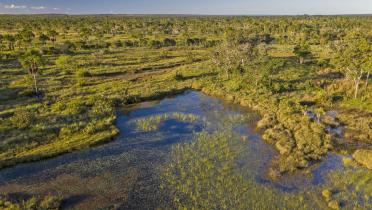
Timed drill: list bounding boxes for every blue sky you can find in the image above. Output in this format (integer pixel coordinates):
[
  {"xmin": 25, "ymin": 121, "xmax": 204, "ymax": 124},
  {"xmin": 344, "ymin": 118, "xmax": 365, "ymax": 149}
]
[{"xmin": 0, "ymin": 0, "xmax": 371, "ymax": 15}]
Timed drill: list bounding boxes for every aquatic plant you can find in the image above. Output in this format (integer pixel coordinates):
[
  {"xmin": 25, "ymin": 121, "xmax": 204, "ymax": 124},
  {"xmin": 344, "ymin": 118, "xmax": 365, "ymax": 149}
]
[
  {"xmin": 323, "ymin": 169, "xmax": 372, "ymax": 209},
  {"xmin": 134, "ymin": 112, "xmax": 200, "ymax": 132},
  {"xmin": 161, "ymin": 131, "xmax": 313, "ymax": 209},
  {"xmin": 171, "ymin": 112, "xmax": 199, "ymax": 122},
  {"xmin": 134, "ymin": 114, "xmax": 168, "ymax": 132}
]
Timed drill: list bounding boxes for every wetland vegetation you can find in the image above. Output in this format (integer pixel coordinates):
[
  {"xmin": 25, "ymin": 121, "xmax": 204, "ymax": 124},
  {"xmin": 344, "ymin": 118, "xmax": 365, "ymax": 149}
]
[{"xmin": 0, "ymin": 14, "xmax": 371, "ymax": 209}]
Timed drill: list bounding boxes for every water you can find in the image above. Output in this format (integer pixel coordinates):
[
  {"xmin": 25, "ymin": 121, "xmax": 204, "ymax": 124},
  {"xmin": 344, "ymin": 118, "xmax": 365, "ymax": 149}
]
[{"xmin": 0, "ymin": 90, "xmax": 352, "ymax": 209}]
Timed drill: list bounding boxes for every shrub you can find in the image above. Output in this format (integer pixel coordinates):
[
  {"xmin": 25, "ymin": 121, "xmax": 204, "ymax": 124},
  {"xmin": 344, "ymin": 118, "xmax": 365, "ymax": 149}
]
[
  {"xmin": 51, "ymin": 101, "xmax": 66, "ymax": 112},
  {"xmin": 65, "ymin": 100, "xmax": 86, "ymax": 115},
  {"xmin": 163, "ymin": 38, "xmax": 176, "ymax": 47},
  {"xmin": 83, "ymin": 121, "xmax": 97, "ymax": 134},
  {"xmin": 90, "ymin": 99, "xmax": 114, "ymax": 119},
  {"xmin": 174, "ymin": 71, "xmax": 184, "ymax": 81},
  {"xmin": 113, "ymin": 40, "xmax": 123, "ymax": 48},
  {"xmin": 75, "ymin": 69, "xmax": 91, "ymax": 78},
  {"xmin": 10, "ymin": 109, "xmax": 35, "ymax": 129},
  {"xmin": 58, "ymin": 40, "xmax": 76, "ymax": 54},
  {"xmin": 150, "ymin": 40, "xmax": 163, "ymax": 48}
]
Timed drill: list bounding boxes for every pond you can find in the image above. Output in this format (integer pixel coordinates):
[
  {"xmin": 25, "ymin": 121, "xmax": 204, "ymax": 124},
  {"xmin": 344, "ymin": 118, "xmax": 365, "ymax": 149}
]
[{"xmin": 0, "ymin": 90, "xmax": 368, "ymax": 209}]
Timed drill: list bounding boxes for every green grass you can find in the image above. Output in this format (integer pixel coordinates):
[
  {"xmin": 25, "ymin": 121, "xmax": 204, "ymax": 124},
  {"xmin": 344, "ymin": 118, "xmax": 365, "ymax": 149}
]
[
  {"xmin": 134, "ymin": 112, "xmax": 200, "ymax": 132},
  {"xmin": 161, "ymin": 131, "xmax": 318, "ymax": 209},
  {"xmin": 323, "ymin": 168, "xmax": 372, "ymax": 209},
  {"xmin": 0, "ymin": 14, "xmax": 371, "ymax": 209}
]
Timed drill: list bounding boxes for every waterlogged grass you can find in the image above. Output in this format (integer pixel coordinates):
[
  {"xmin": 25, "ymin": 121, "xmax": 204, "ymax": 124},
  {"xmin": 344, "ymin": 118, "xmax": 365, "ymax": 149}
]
[
  {"xmin": 0, "ymin": 98, "xmax": 119, "ymax": 168},
  {"xmin": 0, "ymin": 194, "xmax": 61, "ymax": 210},
  {"xmin": 135, "ymin": 114, "xmax": 170, "ymax": 132},
  {"xmin": 172, "ymin": 112, "xmax": 200, "ymax": 122},
  {"xmin": 161, "ymin": 131, "xmax": 314, "ymax": 209},
  {"xmin": 134, "ymin": 112, "xmax": 200, "ymax": 132},
  {"xmin": 323, "ymin": 168, "xmax": 372, "ymax": 209}
]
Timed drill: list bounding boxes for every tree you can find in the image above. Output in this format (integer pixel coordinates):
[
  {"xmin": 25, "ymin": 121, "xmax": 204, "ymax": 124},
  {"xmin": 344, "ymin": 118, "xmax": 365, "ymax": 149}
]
[
  {"xmin": 18, "ymin": 29, "xmax": 35, "ymax": 49},
  {"xmin": 212, "ymin": 43, "xmax": 259, "ymax": 79},
  {"xmin": 163, "ymin": 38, "xmax": 177, "ymax": 47},
  {"xmin": 113, "ymin": 40, "xmax": 123, "ymax": 48},
  {"xmin": 332, "ymin": 36, "xmax": 371, "ymax": 98},
  {"xmin": 59, "ymin": 41, "xmax": 76, "ymax": 54},
  {"xmin": 19, "ymin": 49, "xmax": 44, "ymax": 94},
  {"xmin": 4, "ymin": 34, "xmax": 15, "ymax": 50},
  {"xmin": 293, "ymin": 44, "xmax": 311, "ymax": 64},
  {"xmin": 260, "ymin": 58, "xmax": 286, "ymax": 89},
  {"xmin": 47, "ymin": 30, "xmax": 58, "ymax": 46},
  {"xmin": 38, "ymin": 34, "xmax": 50, "ymax": 46},
  {"xmin": 0, "ymin": 34, "xmax": 3, "ymax": 51}
]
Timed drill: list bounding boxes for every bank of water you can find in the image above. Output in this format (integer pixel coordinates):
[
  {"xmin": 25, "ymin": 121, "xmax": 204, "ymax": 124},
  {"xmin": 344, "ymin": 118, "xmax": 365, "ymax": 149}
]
[{"xmin": 0, "ymin": 91, "xmax": 368, "ymax": 209}]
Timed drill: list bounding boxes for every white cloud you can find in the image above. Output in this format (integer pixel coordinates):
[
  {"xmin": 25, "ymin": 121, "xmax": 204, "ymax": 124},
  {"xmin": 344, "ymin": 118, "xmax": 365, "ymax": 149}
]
[
  {"xmin": 30, "ymin": 6, "xmax": 47, "ymax": 10},
  {"xmin": 3, "ymin": 4, "xmax": 27, "ymax": 9},
  {"xmin": 53, "ymin": 8, "xmax": 60, "ymax": 11}
]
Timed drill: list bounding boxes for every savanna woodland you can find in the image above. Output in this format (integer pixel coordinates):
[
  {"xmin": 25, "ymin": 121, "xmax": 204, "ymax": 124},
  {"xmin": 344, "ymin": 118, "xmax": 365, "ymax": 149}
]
[{"xmin": 0, "ymin": 14, "xmax": 371, "ymax": 210}]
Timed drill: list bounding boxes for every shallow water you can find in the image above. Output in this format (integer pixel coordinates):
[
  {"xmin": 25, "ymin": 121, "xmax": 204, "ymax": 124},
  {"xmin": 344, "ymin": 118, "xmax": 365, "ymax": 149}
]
[{"xmin": 0, "ymin": 90, "xmax": 354, "ymax": 209}]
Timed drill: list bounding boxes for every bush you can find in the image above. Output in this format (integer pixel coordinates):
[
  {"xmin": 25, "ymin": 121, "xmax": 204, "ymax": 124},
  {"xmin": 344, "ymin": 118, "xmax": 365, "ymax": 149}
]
[
  {"xmin": 113, "ymin": 40, "xmax": 123, "ymax": 48},
  {"xmin": 64, "ymin": 100, "xmax": 87, "ymax": 114},
  {"xmin": 58, "ymin": 40, "xmax": 76, "ymax": 54},
  {"xmin": 59, "ymin": 123, "xmax": 81, "ymax": 137},
  {"xmin": 75, "ymin": 69, "xmax": 91, "ymax": 78},
  {"xmin": 10, "ymin": 109, "xmax": 35, "ymax": 129},
  {"xmin": 150, "ymin": 40, "xmax": 163, "ymax": 48},
  {"xmin": 83, "ymin": 121, "xmax": 98, "ymax": 134},
  {"xmin": 90, "ymin": 99, "xmax": 114, "ymax": 118},
  {"xmin": 163, "ymin": 38, "xmax": 176, "ymax": 47},
  {"xmin": 174, "ymin": 71, "xmax": 184, "ymax": 81},
  {"xmin": 51, "ymin": 101, "xmax": 67, "ymax": 112}
]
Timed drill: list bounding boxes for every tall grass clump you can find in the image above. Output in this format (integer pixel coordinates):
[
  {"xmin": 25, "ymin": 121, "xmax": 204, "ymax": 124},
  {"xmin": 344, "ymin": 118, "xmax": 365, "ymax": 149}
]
[
  {"xmin": 135, "ymin": 114, "xmax": 170, "ymax": 132},
  {"xmin": 134, "ymin": 112, "xmax": 200, "ymax": 132}
]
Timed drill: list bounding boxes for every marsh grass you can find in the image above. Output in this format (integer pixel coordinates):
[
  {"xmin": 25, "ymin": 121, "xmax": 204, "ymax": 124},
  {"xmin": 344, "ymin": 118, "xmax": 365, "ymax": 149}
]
[
  {"xmin": 323, "ymin": 169, "xmax": 372, "ymax": 209},
  {"xmin": 0, "ymin": 194, "xmax": 61, "ymax": 210},
  {"xmin": 161, "ymin": 131, "xmax": 314, "ymax": 209},
  {"xmin": 134, "ymin": 112, "xmax": 200, "ymax": 132},
  {"xmin": 135, "ymin": 114, "xmax": 170, "ymax": 132}
]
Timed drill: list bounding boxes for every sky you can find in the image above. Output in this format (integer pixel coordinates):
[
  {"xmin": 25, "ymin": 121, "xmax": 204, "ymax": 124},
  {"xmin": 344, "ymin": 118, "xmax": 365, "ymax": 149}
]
[{"xmin": 0, "ymin": 0, "xmax": 371, "ymax": 15}]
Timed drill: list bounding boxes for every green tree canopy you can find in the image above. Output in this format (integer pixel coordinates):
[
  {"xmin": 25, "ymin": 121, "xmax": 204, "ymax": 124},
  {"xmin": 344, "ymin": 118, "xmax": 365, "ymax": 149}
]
[{"xmin": 293, "ymin": 44, "xmax": 312, "ymax": 64}]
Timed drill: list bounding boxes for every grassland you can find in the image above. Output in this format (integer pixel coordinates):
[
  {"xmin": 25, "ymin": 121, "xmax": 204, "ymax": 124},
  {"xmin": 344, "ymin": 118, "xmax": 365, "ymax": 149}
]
[{"xmin": 0, "ymin": 15, "xmax": 371, "ymax": 209}]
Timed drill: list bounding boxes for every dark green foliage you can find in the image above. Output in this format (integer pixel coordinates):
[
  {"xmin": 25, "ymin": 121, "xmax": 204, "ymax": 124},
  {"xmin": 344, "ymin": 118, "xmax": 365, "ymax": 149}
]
[
  {"xmin": 293, "ymin": 44, "xmax": 312, "ymax": 64},
  {"xmin": 163, "ymin": 38, "xmax": 177, "ymax": 47}
]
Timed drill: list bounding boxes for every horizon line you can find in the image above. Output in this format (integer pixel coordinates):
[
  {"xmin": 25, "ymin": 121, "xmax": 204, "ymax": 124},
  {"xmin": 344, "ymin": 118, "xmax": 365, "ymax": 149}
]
[{"xmin": 0, "ymin": 13, "xmax": 372, "ymax": 16}]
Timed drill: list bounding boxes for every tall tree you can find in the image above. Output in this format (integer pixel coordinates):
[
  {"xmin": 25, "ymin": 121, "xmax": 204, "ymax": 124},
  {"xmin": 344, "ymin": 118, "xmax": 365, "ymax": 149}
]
[
  {"xmin": 4, "ymin": 34, "xmax": 15, "ymax": 50},
  {"xmin": 18, "ymin": 29, "xmax": 35, "ymax": 49},
  {"xmin": 19, "ymin": 49, "xmax": 44, "ymax": 94},
  {"xmin": 47, "ymin": 30, "xmax": 58, "ymax": 46},
  {"xmin": 212, "ymin": 43, "xmax": 259, "ymax": 79},
  {"xmin": 38, "ymin": 33, "xmax": 50, "ymax": 46}
]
